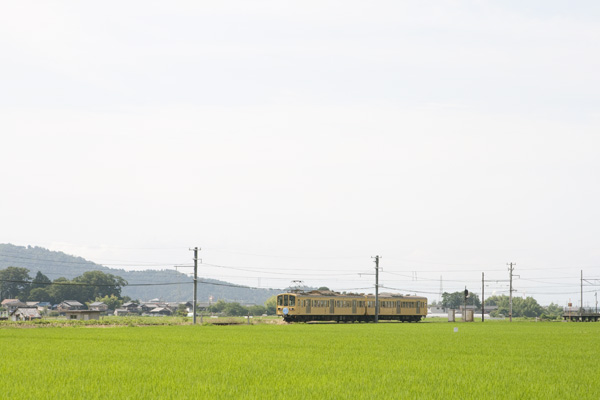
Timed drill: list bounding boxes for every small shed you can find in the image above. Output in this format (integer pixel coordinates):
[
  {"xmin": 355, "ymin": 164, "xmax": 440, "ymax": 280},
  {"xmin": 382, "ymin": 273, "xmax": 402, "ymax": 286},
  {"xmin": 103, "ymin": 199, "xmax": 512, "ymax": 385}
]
[{"xmin": 64, "ymin": 310, "xmax": 101, "ymax": 321}]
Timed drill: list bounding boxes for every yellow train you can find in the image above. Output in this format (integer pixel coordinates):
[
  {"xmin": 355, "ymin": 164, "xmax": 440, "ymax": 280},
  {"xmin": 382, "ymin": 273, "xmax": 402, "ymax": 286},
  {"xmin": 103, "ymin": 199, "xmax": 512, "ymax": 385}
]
[{"xmin": 276, "ymin": 290, "xmax": 427, "ymax": 323}]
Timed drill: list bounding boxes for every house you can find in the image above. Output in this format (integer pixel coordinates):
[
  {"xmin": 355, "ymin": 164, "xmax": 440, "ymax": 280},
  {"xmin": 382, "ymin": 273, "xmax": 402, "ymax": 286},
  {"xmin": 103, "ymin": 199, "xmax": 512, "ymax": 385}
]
[
  {"xmin": 141, "ymin": 302, "xmax": 163, "ymax": 312},
  {"xmin": 149, "ymin": 307, "xmax": 172, "ymax": 316},
  {"xmin": 88, "ymin": 302, "xmax": 108, "ymax": 312},
  {"xmin": 57, "ymin": 300, "xmax": 85, "ymax": 312},
  {"xmin": 64, "ymin": 310, "xmax": 101, "ymax": 321},
  {"xmin": 10, "ymin": 307, "xmax": 42, "ymax": 321},
  {"xmin": 1, "ymin": 299, "xmax": 26, "ymax": 312},
  {"xmin": 122, "ymin": 302, "xmax": 141, "ymax": 313}
]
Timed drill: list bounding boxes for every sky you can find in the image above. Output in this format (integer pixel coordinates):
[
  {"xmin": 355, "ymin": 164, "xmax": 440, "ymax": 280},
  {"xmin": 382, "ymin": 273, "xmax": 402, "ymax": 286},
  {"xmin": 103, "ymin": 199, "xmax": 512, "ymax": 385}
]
[{"xmin": 2, "ymin": 1, "xmax": 600, "ymax": 307}]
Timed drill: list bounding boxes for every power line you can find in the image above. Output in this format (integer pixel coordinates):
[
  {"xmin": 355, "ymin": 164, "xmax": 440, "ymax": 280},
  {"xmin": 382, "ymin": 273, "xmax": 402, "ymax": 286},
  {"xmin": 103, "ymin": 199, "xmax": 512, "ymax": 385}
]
[{"xmin": 0, "ymin": 278, "xmax": 279, "ymax": 291}]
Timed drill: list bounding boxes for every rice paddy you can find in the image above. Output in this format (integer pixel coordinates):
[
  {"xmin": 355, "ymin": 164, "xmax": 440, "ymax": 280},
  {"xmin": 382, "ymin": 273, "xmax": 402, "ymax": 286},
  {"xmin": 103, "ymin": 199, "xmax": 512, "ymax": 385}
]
[{"xmin": 1, "ymin": 321, "xmax": 598, "ymax": 399}]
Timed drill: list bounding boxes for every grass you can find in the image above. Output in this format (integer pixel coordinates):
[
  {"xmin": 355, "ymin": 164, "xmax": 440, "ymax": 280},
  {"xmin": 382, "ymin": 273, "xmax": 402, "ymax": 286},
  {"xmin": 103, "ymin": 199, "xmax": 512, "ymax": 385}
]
[
  {"xmin": 1, "ymin": 321, "xmax": 598, "ymax": 399},
  {"xmin": 0, "ymin": 315, "xmax": 280, "ymax": 328}
]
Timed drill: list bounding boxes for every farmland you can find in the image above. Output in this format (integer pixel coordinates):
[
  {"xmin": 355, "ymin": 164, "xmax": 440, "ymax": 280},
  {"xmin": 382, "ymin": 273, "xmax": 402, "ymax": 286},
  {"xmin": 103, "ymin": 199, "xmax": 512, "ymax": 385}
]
[{"xmin": 1, "ymin": 321, "xmax": 599, "ymax": 399}]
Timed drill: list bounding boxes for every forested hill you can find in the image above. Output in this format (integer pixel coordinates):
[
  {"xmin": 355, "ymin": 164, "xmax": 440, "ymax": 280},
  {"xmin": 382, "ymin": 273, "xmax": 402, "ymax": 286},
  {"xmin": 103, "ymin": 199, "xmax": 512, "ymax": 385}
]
[{"xmin": 0, "ymin": 244, "xmax": 280, "ymax": 304}]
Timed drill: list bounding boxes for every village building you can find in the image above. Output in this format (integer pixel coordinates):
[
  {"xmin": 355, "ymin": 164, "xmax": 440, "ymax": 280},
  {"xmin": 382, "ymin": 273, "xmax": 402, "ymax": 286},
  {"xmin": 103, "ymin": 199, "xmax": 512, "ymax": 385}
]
[
  {"xmin": 1, "ymin": 299, "xmax": 26, "ymax": 312},
  {"xmin": 149, "ymin": 307, "xmax": 172, "ymax": 316},
  {"xmin": 64, "ymin": 310, "xmax": 101, "ymax": 321},
  {"xmin": 122, "ymin": 302, "xmax": 141, "ymax": 313},
  {"xmin": 57, "ymin": 300, "xmax": 85, "ymax": 312},
  {"xmin": 88, "ymin": 302, "xmax": 108, "ymax": 312},
  {"xmin": 10, "ymin": 307, "xmax": 42, "ymax": 321}
]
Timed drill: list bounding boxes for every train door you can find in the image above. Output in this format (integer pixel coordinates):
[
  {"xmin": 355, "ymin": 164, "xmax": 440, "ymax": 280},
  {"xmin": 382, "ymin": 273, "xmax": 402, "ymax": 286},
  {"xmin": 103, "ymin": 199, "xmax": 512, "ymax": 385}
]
[
  {"xmin": 352, "ymin": 300, "xmax": 357, "ymax": 314},
  {"xmin": 396, "ymin": 301, "xmax": 401, "ymax": 314},
  {"xmin": 329, "ymin": 300, "xmax": 334, "ymax": 314},
  {"xmin": 416, "ymin": 301, "xmax": 420, "ymax": 314},
  {"xmin": 306, "ymin": 298, "xmax": 311, "ymax": 314}
]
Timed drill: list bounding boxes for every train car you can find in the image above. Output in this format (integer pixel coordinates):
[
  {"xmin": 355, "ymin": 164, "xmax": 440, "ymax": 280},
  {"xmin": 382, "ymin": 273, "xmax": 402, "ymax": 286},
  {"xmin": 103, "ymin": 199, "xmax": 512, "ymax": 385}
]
[
  {"xmin": 365, "ymin": 293, "xmax": 427, "ymax": 322},
  {"xmin": 276, "ymin": 290, "xmax": 427, "ymax": 323}
]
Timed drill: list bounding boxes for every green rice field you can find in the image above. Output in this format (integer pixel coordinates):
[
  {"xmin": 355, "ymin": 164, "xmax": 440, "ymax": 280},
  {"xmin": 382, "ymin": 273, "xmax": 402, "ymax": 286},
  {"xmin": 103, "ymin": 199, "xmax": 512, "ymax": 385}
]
[{"xmin": 1, "ymin": 321, "xmax": 598, "ymax": 399}]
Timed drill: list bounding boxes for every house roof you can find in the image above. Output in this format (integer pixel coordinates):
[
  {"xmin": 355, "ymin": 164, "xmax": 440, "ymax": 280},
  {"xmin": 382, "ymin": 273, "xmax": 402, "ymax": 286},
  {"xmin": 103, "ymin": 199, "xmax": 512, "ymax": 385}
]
[
  {"xmin": 2, "ymin": 299, "xmax": 24, "ymax": 305},
  {"xmin": 89, "ymin": 302, "xmax": 106, "ymax": 306},
  {"xmin": 61, "ymin": 300, "xmax": 84, "ymax": 306},
  {"xmin": 150, "ymin": 307, "xmax": 171, "ymax": 313}
]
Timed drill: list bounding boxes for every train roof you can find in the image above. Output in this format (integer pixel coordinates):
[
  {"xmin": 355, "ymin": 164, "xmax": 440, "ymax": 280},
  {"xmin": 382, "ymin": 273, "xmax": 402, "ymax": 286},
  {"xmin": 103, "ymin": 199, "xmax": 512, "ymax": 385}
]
[{"xmin": 280, "ymin": 290, "xmax": 426, "ymax": 299}]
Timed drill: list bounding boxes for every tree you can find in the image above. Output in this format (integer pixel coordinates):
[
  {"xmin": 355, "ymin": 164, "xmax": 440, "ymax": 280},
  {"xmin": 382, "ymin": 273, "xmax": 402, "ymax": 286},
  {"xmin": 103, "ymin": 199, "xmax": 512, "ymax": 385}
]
[
  {"xmin": 93, "ymin": 294, "xmax": 123, "ymax": 311},
  {"xmin": 176, "ymin": 303, "xmax": 188, "ymax": 317},
  {"xmin": 486, "ymin": 295, "xmax": 544, "ymax": 318},
  {"xmin": 265, "ymin": 296, "xmax": 277, "ymax": 315},
  {"xmin": 0, "ymin": 267, "xmax": 31, "ymax": 300},
  {"xmin": 441, "ymin": 291, "xmax": 481, "ymax": 309},
  {"xmin": 45, "ymin": 272, "xmax": 127, "ymax": 304},
  {"xmin": 208, "ymin": 300, "xmax": 227, "ymax": 314},
  {"xmin": 31, "ymin": 271, "xmax": 52, "ymax": 289},
  {"xmin": 29, "ymin": 287, "xmax": 52, "ymax": 302},
  {"xmin": 73, "ymin": 271, "xmax": 127, "ymax": 301},
  {"xmin": 247, "ymin": 305, "xmax": 267, "ymax": 316},
  {"xmin": 223, "ymin": 302, "xmax": 248, "ymax": 316},
  {"xmin": 542, "ymin": 303, "xmax": 563, "ymax": 319},
  {"xmin": 47, "ymin": 277, "xmax": 81, "ymax": 303}
]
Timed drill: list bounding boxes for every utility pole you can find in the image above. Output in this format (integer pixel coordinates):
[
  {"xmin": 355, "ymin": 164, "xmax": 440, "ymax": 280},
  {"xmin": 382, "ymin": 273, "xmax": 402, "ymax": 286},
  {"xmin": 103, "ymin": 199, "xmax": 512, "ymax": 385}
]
[
  {"xmin": 191, "ymin": 247, "xmax": 200, "ymax": 325},
  {"xmin": 581, "ymin": 270, "xmax": 583, "ymax": 316},
  {"xmin": 482, "ymin": 272, "xmax": 485, "ymax": 322},
  {"xmin": 595, "ymin": 292, "xmax": 598, "ymax": 314},
  {"xmin": 373, "ymin": 255, "xmax": 381, "ymax": 323},
  {"xmin": 463, "ymin": 286, "xmax": 467, "ymax": 319},
  {"xmin": 508, "ymin": 262, "xmax": 516, "ymax": 322}
]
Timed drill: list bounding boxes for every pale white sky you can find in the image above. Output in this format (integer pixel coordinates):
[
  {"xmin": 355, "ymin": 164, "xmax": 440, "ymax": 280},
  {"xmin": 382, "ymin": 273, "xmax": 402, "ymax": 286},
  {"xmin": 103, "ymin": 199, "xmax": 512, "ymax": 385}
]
[{"xmin": 2, "ymin": 1, "xmax": 600, "ymax": 306}]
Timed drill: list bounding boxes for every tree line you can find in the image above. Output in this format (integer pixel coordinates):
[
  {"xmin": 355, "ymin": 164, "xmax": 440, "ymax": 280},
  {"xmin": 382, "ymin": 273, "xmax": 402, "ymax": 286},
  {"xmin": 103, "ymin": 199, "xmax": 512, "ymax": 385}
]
[
  {"xmin": 433, "ymin": 290, "xmax": 563, "ymax": 318},
  {"xmin": 0, "ymin": 267, "xmax": 127, "ymax": 305},
  {"xmin": 206, "ymin": 297, "xmax": 277, "ymax": 316}
]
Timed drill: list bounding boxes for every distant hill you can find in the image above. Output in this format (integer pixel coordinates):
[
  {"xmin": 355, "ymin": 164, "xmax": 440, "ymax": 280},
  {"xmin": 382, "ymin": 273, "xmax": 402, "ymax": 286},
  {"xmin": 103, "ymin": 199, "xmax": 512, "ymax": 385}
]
[{"xmin": 0, "ymin": 244, "xmax": 280, "ymax": 304}]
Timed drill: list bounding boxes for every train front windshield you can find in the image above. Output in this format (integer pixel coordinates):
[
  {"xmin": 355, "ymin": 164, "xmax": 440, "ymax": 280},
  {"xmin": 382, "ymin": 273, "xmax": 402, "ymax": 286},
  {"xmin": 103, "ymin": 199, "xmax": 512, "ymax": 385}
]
[{"xmin": 277, "ymin": 294, "xmax": 296, "ymax": 307}]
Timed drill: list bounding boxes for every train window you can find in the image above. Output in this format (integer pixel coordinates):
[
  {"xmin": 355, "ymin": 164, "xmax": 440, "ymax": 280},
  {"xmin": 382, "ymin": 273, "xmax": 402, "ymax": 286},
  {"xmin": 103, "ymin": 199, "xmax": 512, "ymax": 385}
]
[
  {"xmin": 277, "ymin": 296, "xmax": 283, "ymax": 306},
  {"xmin": 283, "ymin": 295, "xmax": 288, "ymax": 306},
  {"xmin": 289, "ymin": 296, "xmax": 295, "ymax": 306}
]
